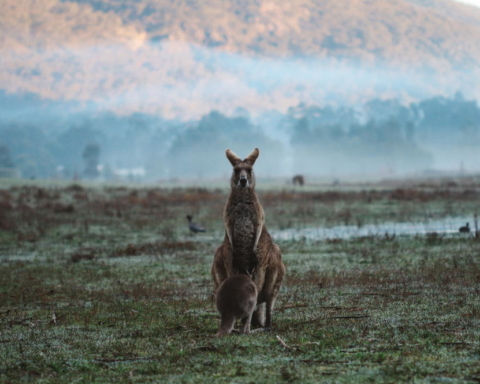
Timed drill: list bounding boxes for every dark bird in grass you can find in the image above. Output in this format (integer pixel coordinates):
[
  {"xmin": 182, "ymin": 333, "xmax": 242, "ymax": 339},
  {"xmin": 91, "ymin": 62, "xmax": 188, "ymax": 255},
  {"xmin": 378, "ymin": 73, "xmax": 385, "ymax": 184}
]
[
  {"xmin": 186, "ymin": 215, "xmax": 206, "ymax": 233},
  {"xmin": 459, "ymin": 222, "xmax": 470, "ymax": 233}
]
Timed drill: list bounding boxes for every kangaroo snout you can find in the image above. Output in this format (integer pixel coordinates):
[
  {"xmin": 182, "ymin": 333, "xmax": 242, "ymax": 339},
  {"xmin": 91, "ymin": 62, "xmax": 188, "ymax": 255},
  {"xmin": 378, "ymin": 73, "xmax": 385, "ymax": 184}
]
[
  {"xmin": 238, "ymin": 169, "xmax": 249, "ymax": 187},
  {"xmin": 239, "ymin": 176, "xmax": 248, "ymax": 187}
]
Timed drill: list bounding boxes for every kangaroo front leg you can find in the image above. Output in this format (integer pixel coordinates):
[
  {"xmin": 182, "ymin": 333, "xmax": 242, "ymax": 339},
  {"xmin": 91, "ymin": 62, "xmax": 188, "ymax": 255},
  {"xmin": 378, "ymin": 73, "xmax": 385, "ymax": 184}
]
[
  {"xmin": 253, "ymin": 224, "xmax": 263, "ymax": 252},
  {"xmin": 226, "ymin": 227, "xmax": 233, "ymax": 248}
]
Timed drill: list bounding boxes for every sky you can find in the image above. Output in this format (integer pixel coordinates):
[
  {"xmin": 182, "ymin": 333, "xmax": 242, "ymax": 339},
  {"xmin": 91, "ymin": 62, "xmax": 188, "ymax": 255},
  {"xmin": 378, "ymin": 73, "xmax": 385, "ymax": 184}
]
[{"xmin": 456, "ymin": 0, "xmax": 480, "ymax": 7}]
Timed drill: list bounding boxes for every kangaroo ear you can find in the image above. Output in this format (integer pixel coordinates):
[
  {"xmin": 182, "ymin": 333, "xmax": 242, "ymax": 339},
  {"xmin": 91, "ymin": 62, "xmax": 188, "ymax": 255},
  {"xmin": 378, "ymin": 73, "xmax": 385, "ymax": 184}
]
[
  {"xmin": 244, "ymin": 148, "xmax": 259, "ymax": 165},
  {"xmin": 226, "ymin": 149, "xmax": 241, "ymax": 166}
]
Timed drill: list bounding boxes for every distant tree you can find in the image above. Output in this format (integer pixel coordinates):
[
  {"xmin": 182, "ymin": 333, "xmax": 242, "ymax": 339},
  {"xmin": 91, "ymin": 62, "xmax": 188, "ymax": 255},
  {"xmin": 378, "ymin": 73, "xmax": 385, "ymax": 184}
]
[
  {"xmin": 0, "ymin": 124, "xmax": 56, "ymax": 178},
  {"xmin": 167, "ymin": 111, "xmax": 285, "ymax": 179},
  {"xmin": 82, "ymin": 143, "xmax": 101, "ymax": 178},
  {"xmin": 0, "ymin": 143, "xmax": 14, "ymax": 168},
  {"xmin": 415, "ymin": 94, "xmax": 480, "ymax": 142},
  {"xmin": 55, "ymin": 124, "xmax": 105, "ymax": 171},
  {"xmin": 290, "ymin": 114, "xmax": 433, "ymax": 175},
  {"xmin": 288, "ymin": 104, "xmax": 358, "ymax": 128}
]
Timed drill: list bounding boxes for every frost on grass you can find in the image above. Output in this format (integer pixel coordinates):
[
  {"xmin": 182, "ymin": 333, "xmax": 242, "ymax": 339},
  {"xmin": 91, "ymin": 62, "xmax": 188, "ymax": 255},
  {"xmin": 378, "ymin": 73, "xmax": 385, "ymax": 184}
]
[{"xmin": 1, "ymin": 181, "xmax": 480, "ymax": 382}]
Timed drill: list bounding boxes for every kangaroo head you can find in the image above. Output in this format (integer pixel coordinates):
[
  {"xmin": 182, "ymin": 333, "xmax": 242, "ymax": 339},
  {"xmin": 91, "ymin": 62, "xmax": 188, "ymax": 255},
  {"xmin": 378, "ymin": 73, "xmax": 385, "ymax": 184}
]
[{"xmin": 226, "ymin": 148, "xmax": 259, "ymax": 189}]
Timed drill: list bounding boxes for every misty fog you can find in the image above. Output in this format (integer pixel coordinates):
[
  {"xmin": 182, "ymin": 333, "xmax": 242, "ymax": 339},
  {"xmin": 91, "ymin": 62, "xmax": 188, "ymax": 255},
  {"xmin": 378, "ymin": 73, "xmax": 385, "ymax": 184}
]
[{"xmin": 1, "ymin": 88, "xmax": 479, "ymax": 182}]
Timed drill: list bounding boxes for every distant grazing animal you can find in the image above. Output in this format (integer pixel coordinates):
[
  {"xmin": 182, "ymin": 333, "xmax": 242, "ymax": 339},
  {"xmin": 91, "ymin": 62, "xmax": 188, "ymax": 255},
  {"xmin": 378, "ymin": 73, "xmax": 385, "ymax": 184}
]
[
  {"xmin": 211, "ymin": 148, "xmax": 285, "ymax": 329},
  {"xmin": 292, "ymin": 174, "xmax": 305, "ymax": 186},
  {"xmin": 186, "ymin": 215, "xmax": 206, "ymax": 233},
  {"xmin": 459, "ymin": 222, "xmax": 470, "ymax": 233},
  {"xmin": 215, "ymin": 274, "xmax": 257, "ymax": 336}
]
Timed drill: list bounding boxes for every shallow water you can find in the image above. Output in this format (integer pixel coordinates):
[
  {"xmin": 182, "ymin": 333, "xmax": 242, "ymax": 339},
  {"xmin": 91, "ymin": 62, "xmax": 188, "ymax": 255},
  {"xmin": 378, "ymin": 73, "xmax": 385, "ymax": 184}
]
[{"xmin": 270, "ymin": 216, "xmax": 476, "ymax": 241}]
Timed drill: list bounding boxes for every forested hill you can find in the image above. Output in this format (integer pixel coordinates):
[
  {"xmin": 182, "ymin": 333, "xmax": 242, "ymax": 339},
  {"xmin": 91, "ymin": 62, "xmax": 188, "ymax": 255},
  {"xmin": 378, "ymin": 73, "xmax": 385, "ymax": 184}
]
[
  {"xmin": 61, "ymin": 0, "xmax": 480, "ymax": 67},
  {"xmin": 1, "ymin": 0, "xmax": 480, "ymax": 117}
]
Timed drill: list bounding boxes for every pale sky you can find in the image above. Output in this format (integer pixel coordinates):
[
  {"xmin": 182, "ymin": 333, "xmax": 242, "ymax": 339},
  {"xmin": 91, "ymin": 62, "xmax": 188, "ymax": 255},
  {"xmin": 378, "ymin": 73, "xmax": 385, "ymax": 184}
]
[{"xmin": 456, "ymin": 0, "xmax": 480, "ymax": 7}]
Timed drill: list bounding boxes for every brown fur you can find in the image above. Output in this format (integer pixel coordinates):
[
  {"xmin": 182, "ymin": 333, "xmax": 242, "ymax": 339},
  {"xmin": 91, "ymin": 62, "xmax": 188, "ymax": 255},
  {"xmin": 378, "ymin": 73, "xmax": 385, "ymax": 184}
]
[
  {"xmin": 215, "ymin": 274, "xmax": 257, "ymax": 336},
  {"xmin": 212, "ymin": 148, "xmax": 285, "ymax": 328}
]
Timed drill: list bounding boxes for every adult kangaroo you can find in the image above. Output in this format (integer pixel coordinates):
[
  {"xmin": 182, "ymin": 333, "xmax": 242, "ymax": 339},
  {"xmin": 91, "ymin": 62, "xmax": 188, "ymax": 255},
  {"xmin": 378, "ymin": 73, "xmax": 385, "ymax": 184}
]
[{"xmin": 211, "ymin": 148, "xmax": 285, "ymax": 328}]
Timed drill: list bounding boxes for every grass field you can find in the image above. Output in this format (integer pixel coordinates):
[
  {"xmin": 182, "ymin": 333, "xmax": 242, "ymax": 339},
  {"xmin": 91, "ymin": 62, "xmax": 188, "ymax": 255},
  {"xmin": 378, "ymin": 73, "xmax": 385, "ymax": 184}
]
[{"xmin": 1, "ymin": 178, "xmax": 480, "ymax": 383}]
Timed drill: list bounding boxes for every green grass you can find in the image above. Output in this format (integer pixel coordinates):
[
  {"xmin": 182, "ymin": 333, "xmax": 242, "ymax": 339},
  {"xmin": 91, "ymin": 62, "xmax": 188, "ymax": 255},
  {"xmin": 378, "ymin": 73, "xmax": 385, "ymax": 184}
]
[{"xmin": 1, "ymin": 180, "xmax": 480, "ymax": 383}]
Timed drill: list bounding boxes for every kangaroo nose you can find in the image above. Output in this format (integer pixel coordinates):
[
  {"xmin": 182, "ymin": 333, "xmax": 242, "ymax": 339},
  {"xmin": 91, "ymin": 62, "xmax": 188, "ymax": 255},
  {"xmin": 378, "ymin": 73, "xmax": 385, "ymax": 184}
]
[{"xmin": 240, "ymin": 176, "xmax": 247, "ymax": 187}]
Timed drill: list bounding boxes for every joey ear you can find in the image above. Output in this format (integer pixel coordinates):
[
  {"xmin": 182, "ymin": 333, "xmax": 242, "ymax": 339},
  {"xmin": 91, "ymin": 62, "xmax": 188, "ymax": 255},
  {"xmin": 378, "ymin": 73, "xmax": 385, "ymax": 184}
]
[
  {"xmin": 226, "ymin": 149, "xmax": 241, "ymax": 166},
  {"xmin": 244, "ymin": 148, "xmax": 259, "ymax": 165}
]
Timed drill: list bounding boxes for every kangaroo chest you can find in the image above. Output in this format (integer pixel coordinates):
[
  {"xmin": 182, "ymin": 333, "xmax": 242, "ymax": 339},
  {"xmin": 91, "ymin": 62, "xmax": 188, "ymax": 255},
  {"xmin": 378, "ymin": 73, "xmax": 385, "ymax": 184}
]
[
  {"xmin": 231, "ymin": 203, "xmax": 256, "ymax": 249},
  {"xmin": 228, "ymin": 202, "xmax": 258, "ymax": 274}
]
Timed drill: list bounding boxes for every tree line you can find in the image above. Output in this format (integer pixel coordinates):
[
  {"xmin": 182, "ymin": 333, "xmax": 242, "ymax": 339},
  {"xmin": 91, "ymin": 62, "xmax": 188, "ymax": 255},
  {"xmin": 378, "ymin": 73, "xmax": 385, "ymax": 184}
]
[{"xmin": 1, "ymin": 94, "xmax": 479, "ymax": 180}]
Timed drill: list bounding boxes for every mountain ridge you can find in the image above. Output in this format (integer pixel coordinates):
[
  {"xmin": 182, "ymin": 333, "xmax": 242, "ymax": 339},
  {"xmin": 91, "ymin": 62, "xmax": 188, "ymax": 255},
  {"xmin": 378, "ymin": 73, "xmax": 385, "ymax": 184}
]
[
  {"xmin": 63, "ymin": 0, "xmax": 480, "ymax": 68},
  {"xmin": 1, "ymin": 0, "xmax": 479, "ymax": 117}
]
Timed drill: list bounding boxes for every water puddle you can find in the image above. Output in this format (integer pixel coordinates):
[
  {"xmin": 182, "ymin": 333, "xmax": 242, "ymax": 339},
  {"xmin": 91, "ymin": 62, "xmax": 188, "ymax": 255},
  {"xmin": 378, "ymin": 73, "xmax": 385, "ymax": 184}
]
[{"xmin": 270, "ymin": 216, "xmax": 475, "ymax": 241}]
